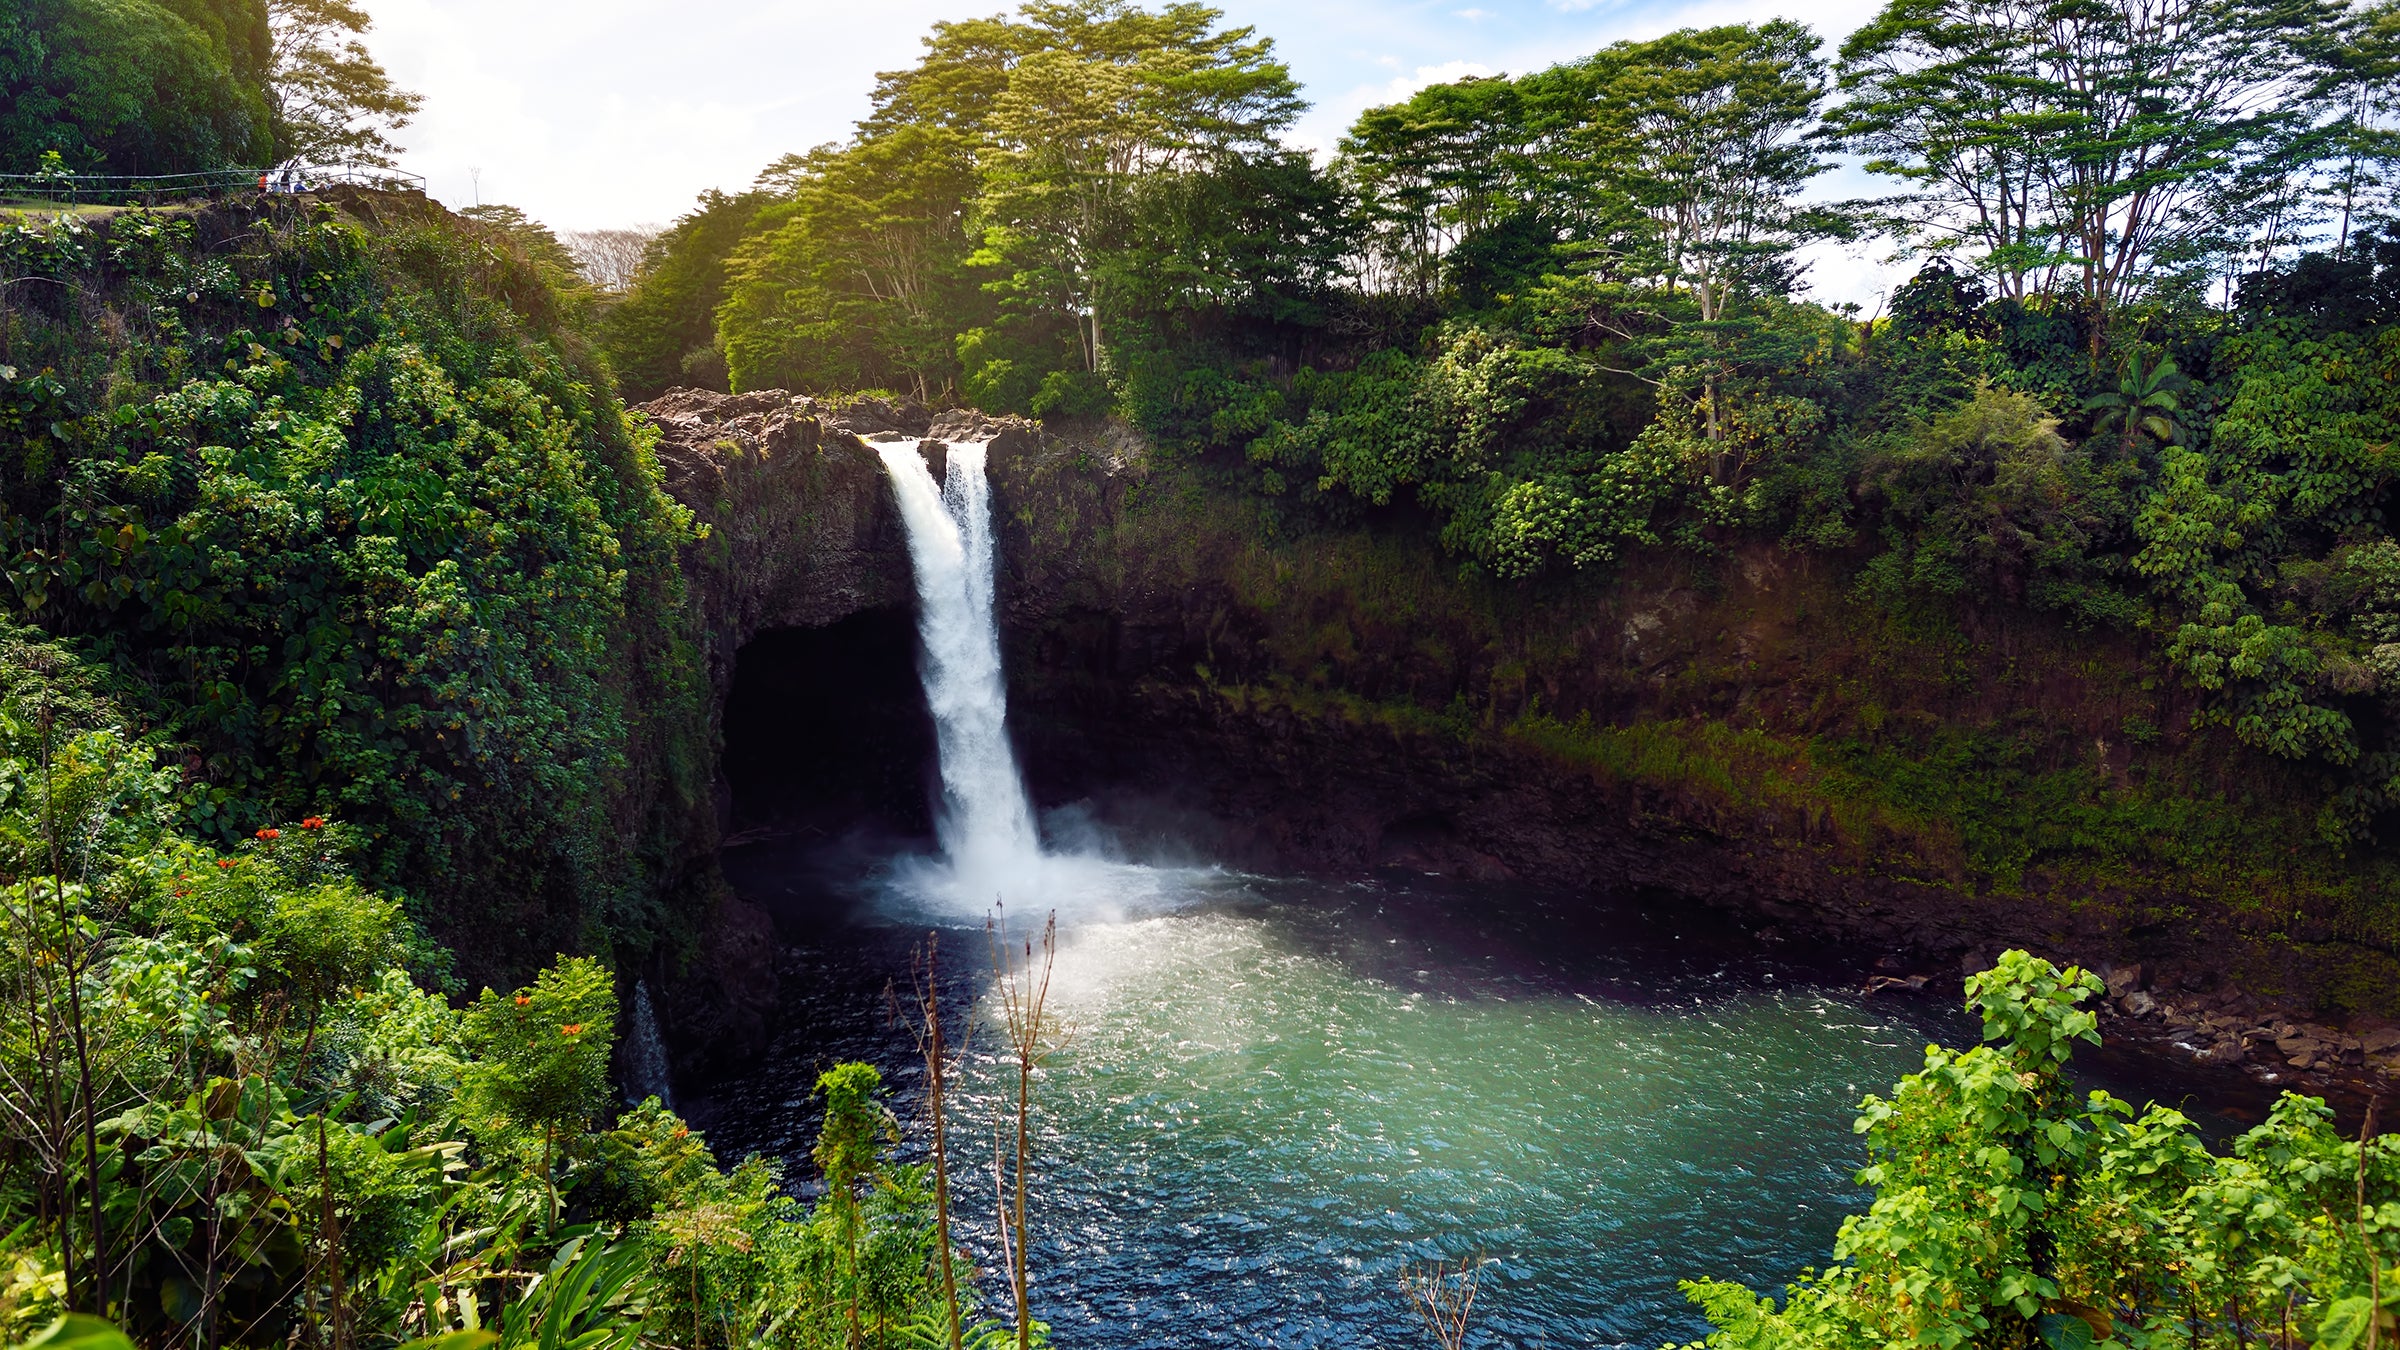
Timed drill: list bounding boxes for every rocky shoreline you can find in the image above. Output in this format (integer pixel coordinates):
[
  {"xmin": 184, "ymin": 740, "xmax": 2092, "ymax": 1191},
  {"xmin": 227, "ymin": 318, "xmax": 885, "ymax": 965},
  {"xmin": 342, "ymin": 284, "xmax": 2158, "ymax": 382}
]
[{"xmin": 2081, "ymin": 959, "xmax": 2400, "ymax": 1106}]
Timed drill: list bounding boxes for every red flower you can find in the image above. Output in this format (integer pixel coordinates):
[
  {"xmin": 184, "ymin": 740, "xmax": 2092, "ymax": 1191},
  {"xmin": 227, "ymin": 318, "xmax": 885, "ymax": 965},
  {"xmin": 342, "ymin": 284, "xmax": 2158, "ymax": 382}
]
[
  {"xmin": 216, "ymin": 859, "xmax": 235, "ymax": 870},
  {"xmin": 301, "ymin": 817, "xmax": 324, "ymax": 830},
  {"xmin": 256, "ymin": 827, "xmax": 280, "ymax": 840}
]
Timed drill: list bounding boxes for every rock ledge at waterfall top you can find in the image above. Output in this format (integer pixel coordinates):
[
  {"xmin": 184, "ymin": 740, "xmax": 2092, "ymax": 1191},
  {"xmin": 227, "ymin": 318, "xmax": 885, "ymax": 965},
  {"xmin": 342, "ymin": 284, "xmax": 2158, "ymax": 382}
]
[{"xmin": 638, "ymin": 387, "xmax": 1136, "ymax": 688}]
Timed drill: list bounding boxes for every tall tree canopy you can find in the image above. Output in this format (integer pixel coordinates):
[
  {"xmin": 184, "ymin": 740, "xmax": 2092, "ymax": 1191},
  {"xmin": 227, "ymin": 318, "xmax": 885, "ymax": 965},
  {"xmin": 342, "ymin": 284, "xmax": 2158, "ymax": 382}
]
[
  {"xmin": 1336, "ymin": 77, "xmax": 1533, "ymax": 297},
  {"xmin": 0, "ymin": 0, "xmax": 415, "ymax": 175},
  {"xmin": 263, "ymin": 0, "xmax": 421, "ymax": 167},
  {"xmin": 710, "ymin": 0, "xmax": 1311, "ymax": 407},
  {"xmin": 605, "ymin": 189, "xmax": 775, "ymax": 399},
  {"xmin": 1828, "ymin": 0, "xmax": 2350, "ymax": 305}
]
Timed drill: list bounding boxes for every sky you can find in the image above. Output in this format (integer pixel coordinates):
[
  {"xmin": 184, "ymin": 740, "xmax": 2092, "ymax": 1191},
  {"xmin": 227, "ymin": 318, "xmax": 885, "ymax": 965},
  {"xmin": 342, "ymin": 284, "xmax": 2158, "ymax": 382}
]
[{"xmin": 366, "ymin": 0, "xmax": 1905, "ymax": 306}]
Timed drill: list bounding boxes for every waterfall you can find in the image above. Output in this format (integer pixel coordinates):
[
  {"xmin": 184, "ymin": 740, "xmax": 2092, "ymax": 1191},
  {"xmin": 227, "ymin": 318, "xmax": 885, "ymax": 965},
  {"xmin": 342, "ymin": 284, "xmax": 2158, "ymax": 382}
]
[
  {"xmin": 874, "ymin": 439, "xmax": 1045, "ymax": 900},
  {"xmin": 624, "ymin": 979, "xmax": 673, "ymax": 1109}
]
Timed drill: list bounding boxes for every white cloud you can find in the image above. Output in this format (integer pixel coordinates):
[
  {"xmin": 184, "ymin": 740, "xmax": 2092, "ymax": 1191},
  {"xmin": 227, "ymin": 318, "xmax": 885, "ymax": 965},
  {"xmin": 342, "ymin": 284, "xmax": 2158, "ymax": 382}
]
[
  {"xmin": 369, "ymin": 0, "xmax": 998, "ymax": 228},
  {"xmin": 1289, "ymin": 59, "xmax": 1501, "ymax": 156}
]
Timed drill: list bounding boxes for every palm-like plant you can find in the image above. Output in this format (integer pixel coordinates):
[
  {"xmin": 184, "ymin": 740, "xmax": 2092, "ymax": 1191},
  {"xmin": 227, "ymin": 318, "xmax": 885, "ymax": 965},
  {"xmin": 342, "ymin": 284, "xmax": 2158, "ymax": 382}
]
[{"xmin": 2084, "ymin": 352, "xmax": 2185, "ymax": 448}]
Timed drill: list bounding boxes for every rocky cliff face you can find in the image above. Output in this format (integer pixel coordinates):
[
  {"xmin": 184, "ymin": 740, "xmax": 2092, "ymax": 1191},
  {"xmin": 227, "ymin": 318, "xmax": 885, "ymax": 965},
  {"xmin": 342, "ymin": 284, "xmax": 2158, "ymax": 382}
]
[
  {"xmin": 985, "ymin": 445, "xmax": 2400, "ymax": 1098},
  {"xmin": 643, "ymin": 388, "xmax": 912, "ymax": 704},
  {"xmin": 638, "ymin": 389, "xmax": 898, "ymax": 1076},
  {"xmin": 640, "ymin": 388, "xmax": 2400, "ymax": 1099}
]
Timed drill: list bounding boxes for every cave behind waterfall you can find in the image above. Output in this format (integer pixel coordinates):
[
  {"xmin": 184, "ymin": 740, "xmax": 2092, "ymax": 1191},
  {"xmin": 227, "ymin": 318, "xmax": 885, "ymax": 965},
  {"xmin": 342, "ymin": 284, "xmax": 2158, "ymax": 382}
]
[{"xmin": 719, "ymin": 608, "xmax": 937, "ymax": 839}]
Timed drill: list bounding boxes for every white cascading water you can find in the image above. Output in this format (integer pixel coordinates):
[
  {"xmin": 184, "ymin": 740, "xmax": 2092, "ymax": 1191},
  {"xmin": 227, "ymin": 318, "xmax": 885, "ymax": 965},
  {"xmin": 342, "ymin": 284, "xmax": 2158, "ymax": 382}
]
[
  {"xmin": 622, "ymin": 979, "xmax": 673, "ymax": 1108},
  {"xmin": 873, "ymin": 439, "xmax": 1047, "ymax": 905}
]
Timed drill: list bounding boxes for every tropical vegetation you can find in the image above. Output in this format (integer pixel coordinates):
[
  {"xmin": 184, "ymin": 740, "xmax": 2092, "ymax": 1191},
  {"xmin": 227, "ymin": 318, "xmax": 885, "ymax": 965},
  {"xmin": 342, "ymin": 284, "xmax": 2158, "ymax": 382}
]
[
  {"xmin": 6, "ymin": 0, "xmax": 2400, "ymax": 1343},
  {"xmin": 0, "ymin": 630, "xmax": 1000, "ymax": 1347},
  {"xmin": 1, "ymin": 0, "xmax": 415, "ymax": 177},
  {"xmin": 1682, "ymin": 953, "xmax": 2398, "ymax": 1350}
]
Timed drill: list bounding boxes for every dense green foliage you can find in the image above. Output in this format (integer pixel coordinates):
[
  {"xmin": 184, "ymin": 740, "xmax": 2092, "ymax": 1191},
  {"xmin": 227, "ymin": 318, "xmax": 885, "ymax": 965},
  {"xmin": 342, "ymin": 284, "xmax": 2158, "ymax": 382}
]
[
  {"xmin": 0, "ymin": 0, "xmax": 273, "ymax": 175},
  {"xmin": 679, "ymin": 0, "xmax": 1344, "ymax": 413},
  {"xmin": 0, "ymin": 651, "xmax": 1008, "ymax": 1346},
  {"xmin": 1681, "ymin": 952, "xmax": 2397, "ymax": 1350},
  {"xmin": 605, "ymin": 191, "xmax": 769, "ymax": 400},
  {"xmin": 0, "ymin": 201, "xmax": 710, "ymax": 969},
  {"xmin": 0, "ymin": 0, "xmax": 416, "ymax": 176}
]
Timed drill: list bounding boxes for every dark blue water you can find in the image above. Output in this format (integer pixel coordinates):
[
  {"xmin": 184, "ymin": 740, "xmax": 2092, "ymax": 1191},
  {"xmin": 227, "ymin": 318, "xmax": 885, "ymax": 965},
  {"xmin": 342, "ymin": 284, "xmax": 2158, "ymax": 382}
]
[
  {"xmin": 690, "ymin": 854, "xmax": 1948, "ymax": 1346},
  {"xmin": 687, "ymin": 849, "xmax": 2270, "ymax": 1349}
]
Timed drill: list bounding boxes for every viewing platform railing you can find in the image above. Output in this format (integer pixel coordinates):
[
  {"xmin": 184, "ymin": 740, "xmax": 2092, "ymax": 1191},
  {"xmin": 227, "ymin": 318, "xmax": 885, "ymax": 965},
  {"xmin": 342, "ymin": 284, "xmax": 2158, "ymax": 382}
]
[{"xmin": 0, "ymin": 165, "xmax": 427, "ymax": 207}]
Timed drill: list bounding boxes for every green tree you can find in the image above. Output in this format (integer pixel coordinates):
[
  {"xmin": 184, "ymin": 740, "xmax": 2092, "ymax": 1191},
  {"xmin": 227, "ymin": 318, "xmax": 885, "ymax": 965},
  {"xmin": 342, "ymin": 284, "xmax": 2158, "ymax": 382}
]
[
  {"xmin": 463, "ymin": 956, "xmax": 617, "ymax": 1228},
  {"xmin": 813, "ymin": 1062, "xmax": 900, "ymax": 1345},
  {"xmin": 1556, "ymin": 23, "xmax": 1830, "ymax": 307},
  {"xmin": 1679, "ymin": 951, "xmax": 2400, "ymax": 1350},
  {"xmin": 1858, "ymin": 382, "xmax": 2137, "ymax": 620},
  {"xmin": 971, "ymin": 0, "xmax": 1305, "ymax": 377},
  {"xmin": 720, "ymin": 127, "xmax": 982, "ymax": 398},
  {"xmin": 1555, "ymin": 22, "xmax": 1833, "ymax": 465},
  {"xmin": 1336, "ymin": 76, "xmax": 1536, "ymax": 298},
  {"xmin": 0, "ymin": 0, "xmax": 273, "ymax": 175},
  {"xmin": 2309, "ymin": 0, "xmax": 2400, "ymax": 253},
  {"xmin": 1830, "ymin": 0, "xmax": 2347, "ymax": 306},
  {"xmin": 602, "ymin": 189, "xmax": 772, "ymax": 399},
  {"xmin": 2128, "ymin": 318, "xmax": 2400, "ymax": 777},
  {"xmin": 263, "ymin": 0, "xmax": 421, "ymax": 168},
  {"xmin": 459, "ymin": 202, "xmax": 590, "ymax": 291},
  {"xmin": 2082, "ymin": 351, "xmax": 2186, "ymax": 450}
]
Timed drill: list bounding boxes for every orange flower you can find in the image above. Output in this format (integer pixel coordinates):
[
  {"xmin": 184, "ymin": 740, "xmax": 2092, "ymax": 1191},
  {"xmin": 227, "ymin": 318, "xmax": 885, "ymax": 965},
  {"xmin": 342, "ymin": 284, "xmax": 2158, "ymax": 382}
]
[
  {"xmin": 560, "ymin": 1023, "xmax": 583, "ymax": 1036},
  {"xmin": 215, "ymin": 859, "xmax": 235, "ymax": 870},
  {"xmin": 301, "ymin": 817, "xmax": 324, "ymax": 830},
  {"xmin": 255, "ymin": 827, "xmax": 279, "ymax": 840},
  {"xmin": 672, "ymin": 1125, "xmax": 688, "ymax": 1139},
  {"xmin": 513, "ymin": 994, "xmax": 531, "ymax": 1007}
]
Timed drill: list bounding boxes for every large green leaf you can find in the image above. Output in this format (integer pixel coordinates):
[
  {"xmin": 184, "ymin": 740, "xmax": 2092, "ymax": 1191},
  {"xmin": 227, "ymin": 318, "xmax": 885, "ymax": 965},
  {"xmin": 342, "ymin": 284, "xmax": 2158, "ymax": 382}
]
[
  {"xmin": 2315, "ymin": 1296, "xmax": 2375, "ymax": 1350},
  {"xmin": 18, "ymin": 1314, "xmax": 136, "ymax": 1350}
]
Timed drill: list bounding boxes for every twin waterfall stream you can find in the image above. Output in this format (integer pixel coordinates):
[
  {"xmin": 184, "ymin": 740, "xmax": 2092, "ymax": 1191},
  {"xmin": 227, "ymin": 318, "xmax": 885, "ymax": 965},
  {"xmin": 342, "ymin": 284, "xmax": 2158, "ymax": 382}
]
[
  {"xmin": 694, "ymin": 435, "xmax": 2153, "ymax": 1347},
  {"xmin": 871, "ymin": 437, "xmax": 1047, "ymax": 903}
]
